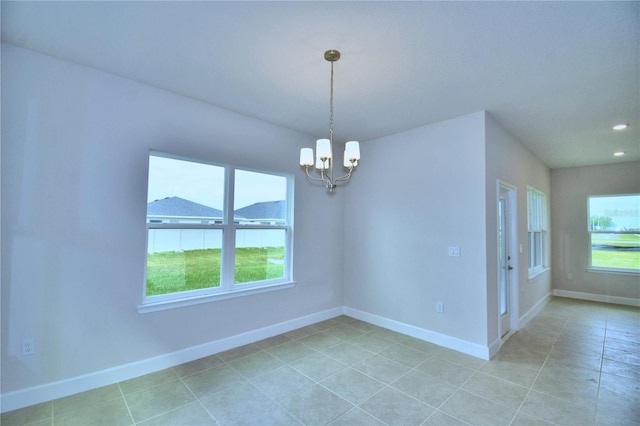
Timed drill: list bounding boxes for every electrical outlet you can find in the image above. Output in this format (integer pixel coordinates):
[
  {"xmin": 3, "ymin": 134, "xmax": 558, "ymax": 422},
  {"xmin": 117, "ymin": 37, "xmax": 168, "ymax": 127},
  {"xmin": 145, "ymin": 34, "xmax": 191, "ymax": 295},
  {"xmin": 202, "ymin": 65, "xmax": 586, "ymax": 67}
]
[
  {"xmin": 22, "ymin": 338, "xmax": 35, "ymax": 356},
  {"xmin": 448, "ymin": 246, "xmax": 461, "ymax": 257},
  {"xmin": 436, "ymin": 302, "xmax": 444, "ymax": 313}
]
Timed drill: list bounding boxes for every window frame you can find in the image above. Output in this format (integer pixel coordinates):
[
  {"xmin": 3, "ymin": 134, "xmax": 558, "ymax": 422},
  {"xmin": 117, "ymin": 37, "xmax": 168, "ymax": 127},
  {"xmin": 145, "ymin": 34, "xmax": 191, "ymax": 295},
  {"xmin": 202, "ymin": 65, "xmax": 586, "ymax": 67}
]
[
  {"xmin": 140, "ymin": 151, "xmax": 294, "ymax": 313},
  {"xmin": 527, "ymin": 186, "xmax": 548, "ymax": 279},
  {"xmin": 587, "ymin": 193, "xmax": 640, "ymax": 275}
]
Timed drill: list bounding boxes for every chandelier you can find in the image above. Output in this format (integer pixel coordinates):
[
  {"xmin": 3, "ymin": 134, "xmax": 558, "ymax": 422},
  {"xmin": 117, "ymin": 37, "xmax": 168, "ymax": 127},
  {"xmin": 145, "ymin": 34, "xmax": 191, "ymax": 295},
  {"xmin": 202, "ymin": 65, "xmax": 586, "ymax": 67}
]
[{"xmin": 299, "ymin": 49, "xmax": 360, "ymax": 192}]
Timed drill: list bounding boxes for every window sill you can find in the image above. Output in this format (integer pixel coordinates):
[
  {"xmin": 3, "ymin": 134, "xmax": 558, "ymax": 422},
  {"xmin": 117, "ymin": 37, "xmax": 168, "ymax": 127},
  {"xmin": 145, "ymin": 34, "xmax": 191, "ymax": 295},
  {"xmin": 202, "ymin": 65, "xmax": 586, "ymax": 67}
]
[
  {"xmin": 587, "ymin": 267, "xmax": 639, "ymax": 277},
  {"xmin": 528, "ymin": 267, "xmax": 550, "ymax": 282},
  {"xmin": 138, "ymin": 281, "xmax": 295, "ymax": 314}
]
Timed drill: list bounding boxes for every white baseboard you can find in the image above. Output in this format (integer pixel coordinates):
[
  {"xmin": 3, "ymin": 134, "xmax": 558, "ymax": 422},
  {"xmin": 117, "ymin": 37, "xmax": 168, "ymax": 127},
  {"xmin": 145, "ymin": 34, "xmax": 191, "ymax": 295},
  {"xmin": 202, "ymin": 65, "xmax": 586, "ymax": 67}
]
[
  {"xmin": 552, "ymin": 289, "xmax": 640, "ymax": 307},
  {"xmin": 518, "ymin": 291, "xmax": 552, "ymax": 328},
  {"xmin": 343, "ymin": 307, "xmax": 491, "ymax": 360},
  {"xmin": 0, "ymin": 307, "xmax": 343, "ymax": 413}
]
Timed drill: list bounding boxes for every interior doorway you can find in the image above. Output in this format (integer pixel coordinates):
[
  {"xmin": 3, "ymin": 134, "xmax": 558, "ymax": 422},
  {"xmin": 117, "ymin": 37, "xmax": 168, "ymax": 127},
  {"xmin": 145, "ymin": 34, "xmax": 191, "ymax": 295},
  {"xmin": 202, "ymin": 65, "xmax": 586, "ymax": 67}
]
[{"xmin": 498, "ymin": 181, "xmax": 518, "ymax": 341}]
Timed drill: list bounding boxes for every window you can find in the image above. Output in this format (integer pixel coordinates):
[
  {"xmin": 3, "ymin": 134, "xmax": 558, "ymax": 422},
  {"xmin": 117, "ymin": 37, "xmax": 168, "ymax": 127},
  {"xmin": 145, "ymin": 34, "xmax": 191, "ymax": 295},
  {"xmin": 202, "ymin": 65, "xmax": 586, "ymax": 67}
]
[
  {"xmin": 142, "ymin": 152, "xmax": 293, "ymax": 311},
  {"xmin": 527, "ymin": 186, "xmax": 547, "ymax": 278},
  {"xmin": 588, "ymin": 194, "xmax": 640, "ymax": 273}
]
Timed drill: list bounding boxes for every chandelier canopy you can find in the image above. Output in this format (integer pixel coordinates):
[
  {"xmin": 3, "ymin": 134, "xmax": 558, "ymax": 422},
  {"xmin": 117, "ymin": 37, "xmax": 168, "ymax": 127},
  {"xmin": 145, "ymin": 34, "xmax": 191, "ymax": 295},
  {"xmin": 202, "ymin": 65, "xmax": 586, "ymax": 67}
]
[{"xmin": 299, "ymin": 50, "xmax": 360, "ymax": 192}]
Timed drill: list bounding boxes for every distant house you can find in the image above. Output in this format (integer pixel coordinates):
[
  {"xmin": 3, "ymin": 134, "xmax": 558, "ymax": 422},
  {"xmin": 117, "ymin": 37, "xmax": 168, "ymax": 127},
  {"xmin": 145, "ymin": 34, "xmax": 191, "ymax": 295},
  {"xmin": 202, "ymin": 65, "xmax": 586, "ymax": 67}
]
[
  {"xmin": 146, "ymin": 197, "xmax": 285, "ymax": 225},
  {"xmin": 234, "ymin": 200, "xmax": 286, "ymax": 225},
  {"xmin": 147, "ymin": 196, "xmax": 224, "ymax": 224},
  {"xmin": 146, "ymin": 198, "xmax": 285, "ymax": 252}
]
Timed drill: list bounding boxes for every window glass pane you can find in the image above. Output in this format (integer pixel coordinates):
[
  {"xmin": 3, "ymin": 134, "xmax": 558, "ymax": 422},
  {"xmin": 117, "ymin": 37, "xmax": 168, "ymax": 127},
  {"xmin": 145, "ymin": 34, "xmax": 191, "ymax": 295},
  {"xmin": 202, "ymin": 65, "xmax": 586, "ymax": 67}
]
[
  {"xmin": 146, "ymin": 229, "xmax": 222, "ymax": 296},
  {"xmin": 235, "ymin": 229, "xmax": 286, "ymax": 284},
  {"xmin": 234, "ymin": 170, "xmax": 287, "ymax": 225},
  {"xmin": 147, "ymin": 155, "xmax": 225, "ymax": 224},
  {"xmin": 534, "ymin": 232, "xmax": 542, "ymax": 267},
  {"xmin": 588, "ymin": 195, "xmax": 640, "ymax": 232},
  {"xmin": 588, "ymin": 195, "xmax": 640, "ymax": 271}
]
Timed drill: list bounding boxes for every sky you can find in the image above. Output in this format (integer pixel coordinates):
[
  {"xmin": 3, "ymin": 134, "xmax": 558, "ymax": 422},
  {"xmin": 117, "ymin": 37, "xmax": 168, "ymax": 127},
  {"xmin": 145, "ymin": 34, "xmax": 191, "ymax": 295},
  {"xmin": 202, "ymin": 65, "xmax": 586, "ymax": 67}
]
[
  {"xmin": 589, "ymin": 194, "xmax": 640, "ymax": 230},
  {"xmin": 147, "ymin": 155, "xmax": 286, "ymax": 210}
]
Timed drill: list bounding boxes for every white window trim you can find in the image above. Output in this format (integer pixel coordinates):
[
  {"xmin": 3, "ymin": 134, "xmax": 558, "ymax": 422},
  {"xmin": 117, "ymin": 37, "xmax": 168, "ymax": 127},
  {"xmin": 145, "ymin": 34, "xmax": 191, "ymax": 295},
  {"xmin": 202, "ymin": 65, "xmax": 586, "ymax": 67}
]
[
  {"xmin": 587, "ymin": 193, "xmax": 640, "ymax": 274},
  {"xmin": 139, "ymin": 151, "xmax": 295, "ymax": 313},
  {"xmin": 527, "ymin": 186, "xmax": 548, "ymax": 279}
]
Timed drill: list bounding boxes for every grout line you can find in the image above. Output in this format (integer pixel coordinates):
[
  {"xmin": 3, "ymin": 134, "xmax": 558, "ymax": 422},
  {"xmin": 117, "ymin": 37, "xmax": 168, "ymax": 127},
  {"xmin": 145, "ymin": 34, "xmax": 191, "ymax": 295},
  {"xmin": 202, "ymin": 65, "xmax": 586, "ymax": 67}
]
[{"xmin": 116, "ymin": 382, "xmax": 136, "ymax": 426}]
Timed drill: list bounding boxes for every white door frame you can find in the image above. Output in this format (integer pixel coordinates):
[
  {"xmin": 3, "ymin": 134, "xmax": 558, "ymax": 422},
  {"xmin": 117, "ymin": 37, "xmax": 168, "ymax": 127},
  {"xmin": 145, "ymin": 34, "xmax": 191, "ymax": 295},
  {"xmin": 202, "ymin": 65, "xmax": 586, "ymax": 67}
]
[{"xmin": 497, "ymin": 180, "xmax": 519, "ymax": 342}]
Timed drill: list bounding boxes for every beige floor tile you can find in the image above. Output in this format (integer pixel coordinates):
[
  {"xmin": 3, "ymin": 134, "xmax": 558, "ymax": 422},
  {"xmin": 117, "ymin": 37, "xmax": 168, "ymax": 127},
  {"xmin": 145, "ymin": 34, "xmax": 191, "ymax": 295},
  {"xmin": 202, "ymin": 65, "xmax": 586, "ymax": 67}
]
[
  {"xmin": 519, "ymin": 389, "xmax": 595, "ymax": 425},
  {"xmin": 532, "ymin": 366, "xmax": 599, "ymax": 406},
  {"xmin": 422, "ymin": 410, "xmax": 468, "ymax": 425},
  {"xmin": 217, "ymin": 343, "xmax": 262, "ymax": 362},
  {"xmin": 604, "ymin": 346, "xmax": 640, "ymax": 366},
  {"xmin": 509, "ymin": 412, "xmax": 553, "ymax": 425},
  {"xmin": 182, "ymin": 364, "xmax": 247, "ymax": 398},
  {"xmin": 265, "ymin": 340, "xmax": 319, "ymax": 363},
  {"xmin": 479, "ymin": 360, "xmax": 540, "ymax": 388},
  {"xmin": 52, "ymin": 384, "xmax": 122, "ymax": 415},
  {"xmin": 359, "ymin": 386, "xmax": 434, "ymax": 426},
  {"xmin": 352, "ymin": 354, "xmax": 410, "ymax": 384},
  {"xmin": 390, "ymin": 369, "xmax": 457, "ymax": 408},
  {"xmin": 435, "ymin": 348, "xmax": 487, "ymax": 370},
  {"xmin": 54, "ymin": 397, "xmax": 132, "ymax": 426},
  {"xmin": 320, "ymin": 367, "xmax": 385, "ymax": 404},
  {"xmin": 439, "ymin": 389, "xmax": 516, "ymax": 426},
  {"xmin": 349, "ymin": 333, "xmax": 394, "ymax": 353},
  {"xmin": 320, "ymin": 341, "xmax": 376, "ymax": 366},
  {"xmin": 279, "ymin": 384, "xmax": 353, "ymax": 425},
  {"xmin": 200, "ymin": 381, "xmax": 299, "ymax": 425},
  {"xmin": 5, "ymin": 297, "xmax": 639, "ymax": 426},
  {"xmin": 254, "ymin": 333, "xmax": 293, "ymax": 349},
  {"xmin": 118, "ymin": 368, "xmax": 179, "ymax": 395},
  {"xmin": 228, "ymin": 349, "xmax": 284, "ymax": 378},
  {"xmin": 291, "ymin": 352, "xmax": 347, "ymax": 381},
  {"xmin": 378, "ymin": 342, "xmax": 432, "ymax": 368},
  {"xmin": 124, "ymin": 379, "xmax": 195, "ymax": 423},
  {"xmin": 546, "ymin": 346, "xmax": 603, "ymax": 371},
  {"xmin": 172, "ymin": 354, "xmax": 224, "ymax": 378},
  {"xmin": 297, "ymin": 331, "xmax": 343, "ymax": 351},
  {"xmin": 416, "ymin": 357, "xmax": 475, "ymax": 387},
  {"xmin": 599, "ymin": 371, "xmax": 640, "ymax": 399},
  {"xmin": 397, "ymin": 335, "xmax": 445, "ymax": 354},
  {"xmin": 596, "ymin": 388, "xmax": 640, "ymax": 425},
  {"xmin": 324, "ymin": 323, "xmax": 368, "ymax": 340},
  {"xmin": 0, "ymin": 402, "xmax": 51, "ymax": 426},
  {"xmin": 136, "ymin": 401, "xmax": 216, "ymax": 425},
  {"xmin": 250, "ymin": 365, "xmax": 315, "ymax": 402},
  {"xmin": 601, "ymin": 357, "xmax": 640, "ymax": 381},
  {"xmin": 327, "ymin": 407, "xmax": 386, "ymax": 426},
  {"xmin": 461, "ymin": 372, "xmax": 529, "ymax": 410}
]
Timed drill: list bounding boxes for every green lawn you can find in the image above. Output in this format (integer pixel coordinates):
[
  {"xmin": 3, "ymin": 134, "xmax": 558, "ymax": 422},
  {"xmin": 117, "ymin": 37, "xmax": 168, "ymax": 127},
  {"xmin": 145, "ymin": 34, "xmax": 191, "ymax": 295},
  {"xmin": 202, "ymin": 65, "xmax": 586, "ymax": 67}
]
[
  {"xmin": 592, "ymin": 249, "xmax": 640, "ymax": 270},
  {"xmin": 591, "ymin": 233, "xmax": 640, "ymax": 270},
  {"xmin": 146, "ymin": 247, "xmax": 284, "ymax": 296}
]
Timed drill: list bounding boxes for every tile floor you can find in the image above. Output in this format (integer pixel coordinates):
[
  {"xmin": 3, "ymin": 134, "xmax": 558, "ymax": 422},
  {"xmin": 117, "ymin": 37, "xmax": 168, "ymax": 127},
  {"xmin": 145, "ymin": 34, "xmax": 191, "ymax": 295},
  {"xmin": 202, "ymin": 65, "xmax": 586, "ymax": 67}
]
[{"xmin": 2, "ymin": 297, "xmax": 639, "ymax": 425}]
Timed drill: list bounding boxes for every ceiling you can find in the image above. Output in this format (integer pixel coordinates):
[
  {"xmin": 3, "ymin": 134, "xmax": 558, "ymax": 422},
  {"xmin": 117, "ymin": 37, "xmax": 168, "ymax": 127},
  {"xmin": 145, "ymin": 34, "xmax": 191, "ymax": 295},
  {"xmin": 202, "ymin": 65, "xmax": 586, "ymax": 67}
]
[{"xmin": 2, "ymin": 1, "xmax": 638, "ymax": 169}]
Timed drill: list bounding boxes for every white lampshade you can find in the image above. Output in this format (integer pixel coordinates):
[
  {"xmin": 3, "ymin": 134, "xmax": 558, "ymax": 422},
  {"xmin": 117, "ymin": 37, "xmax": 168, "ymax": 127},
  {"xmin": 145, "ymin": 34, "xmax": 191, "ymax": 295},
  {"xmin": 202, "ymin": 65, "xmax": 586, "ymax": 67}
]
[
  {"xmin": 300, "ymin": 148, "xmax": 314, "ymax": 166},
  {"xmin": 344, "ymin": 154, "xmax": 353, "ymax": 168},
  {"xmin": 345, "ymin": 141, "xmax": 360, "ymax": 161},
  {"xmin": 316, "ymin": 139, "xmax": 332, "ymax": 159}
]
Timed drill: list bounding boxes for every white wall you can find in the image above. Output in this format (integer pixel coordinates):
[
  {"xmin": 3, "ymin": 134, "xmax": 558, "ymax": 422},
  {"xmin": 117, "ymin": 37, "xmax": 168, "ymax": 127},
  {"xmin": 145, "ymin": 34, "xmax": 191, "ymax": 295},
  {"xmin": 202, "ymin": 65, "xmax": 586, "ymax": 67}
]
[
  {"xmin": 343, "ymin": 112, "xmax": 490, "ymax": 351},
  {"xmin": 484, "ymin": 113, "xmax": 552, "ymax": 346},
  {"xmin": 1, "ymin": 44, "xmax": 345, "ymax": 402},
  {"xmin": 551, "ymin": 162, "xmax": 640, "ymax": 303}
]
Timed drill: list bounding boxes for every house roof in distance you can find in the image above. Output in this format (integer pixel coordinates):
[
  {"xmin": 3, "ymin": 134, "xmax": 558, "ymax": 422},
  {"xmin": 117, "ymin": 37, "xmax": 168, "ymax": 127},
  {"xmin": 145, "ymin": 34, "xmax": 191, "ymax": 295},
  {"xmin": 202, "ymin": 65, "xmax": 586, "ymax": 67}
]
[
  {"xmin": 234, "ymin": 200, "xmax": 285, "ymax": 220},
  {"xmin": 147, "ymin": 196, "xmax": 223, "ymax": 218}
]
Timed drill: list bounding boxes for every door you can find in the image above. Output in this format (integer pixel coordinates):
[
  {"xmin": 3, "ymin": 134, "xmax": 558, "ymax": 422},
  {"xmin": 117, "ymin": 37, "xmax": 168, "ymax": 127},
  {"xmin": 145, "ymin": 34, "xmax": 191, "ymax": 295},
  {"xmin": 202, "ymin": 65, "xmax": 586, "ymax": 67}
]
[{"xmin": 498, "ymin": 183, "xmax": 517, "ymax": 339}]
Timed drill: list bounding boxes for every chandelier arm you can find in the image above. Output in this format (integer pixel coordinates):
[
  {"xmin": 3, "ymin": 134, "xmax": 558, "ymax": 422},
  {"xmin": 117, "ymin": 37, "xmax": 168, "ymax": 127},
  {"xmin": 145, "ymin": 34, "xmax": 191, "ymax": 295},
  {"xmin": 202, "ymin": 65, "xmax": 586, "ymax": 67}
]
[
  {"xmin": 304, "ymin": 166, "xmax": 330, "ymax": 184},
  {"xmin": 333, "ymin": 166, "xmax": 354, "ymax": 183}
]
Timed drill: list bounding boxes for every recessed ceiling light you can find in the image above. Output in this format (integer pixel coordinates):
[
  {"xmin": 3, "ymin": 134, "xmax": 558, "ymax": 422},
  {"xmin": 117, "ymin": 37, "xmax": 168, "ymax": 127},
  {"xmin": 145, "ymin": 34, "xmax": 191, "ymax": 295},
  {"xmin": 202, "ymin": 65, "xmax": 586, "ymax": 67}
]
[
  {"xmin": 613, "ymin": 151, "xmax": 625, "ymax": 157},
  {"xmin": 612, "ymin": 123, "xmax": 628, "ymax": 131}
]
